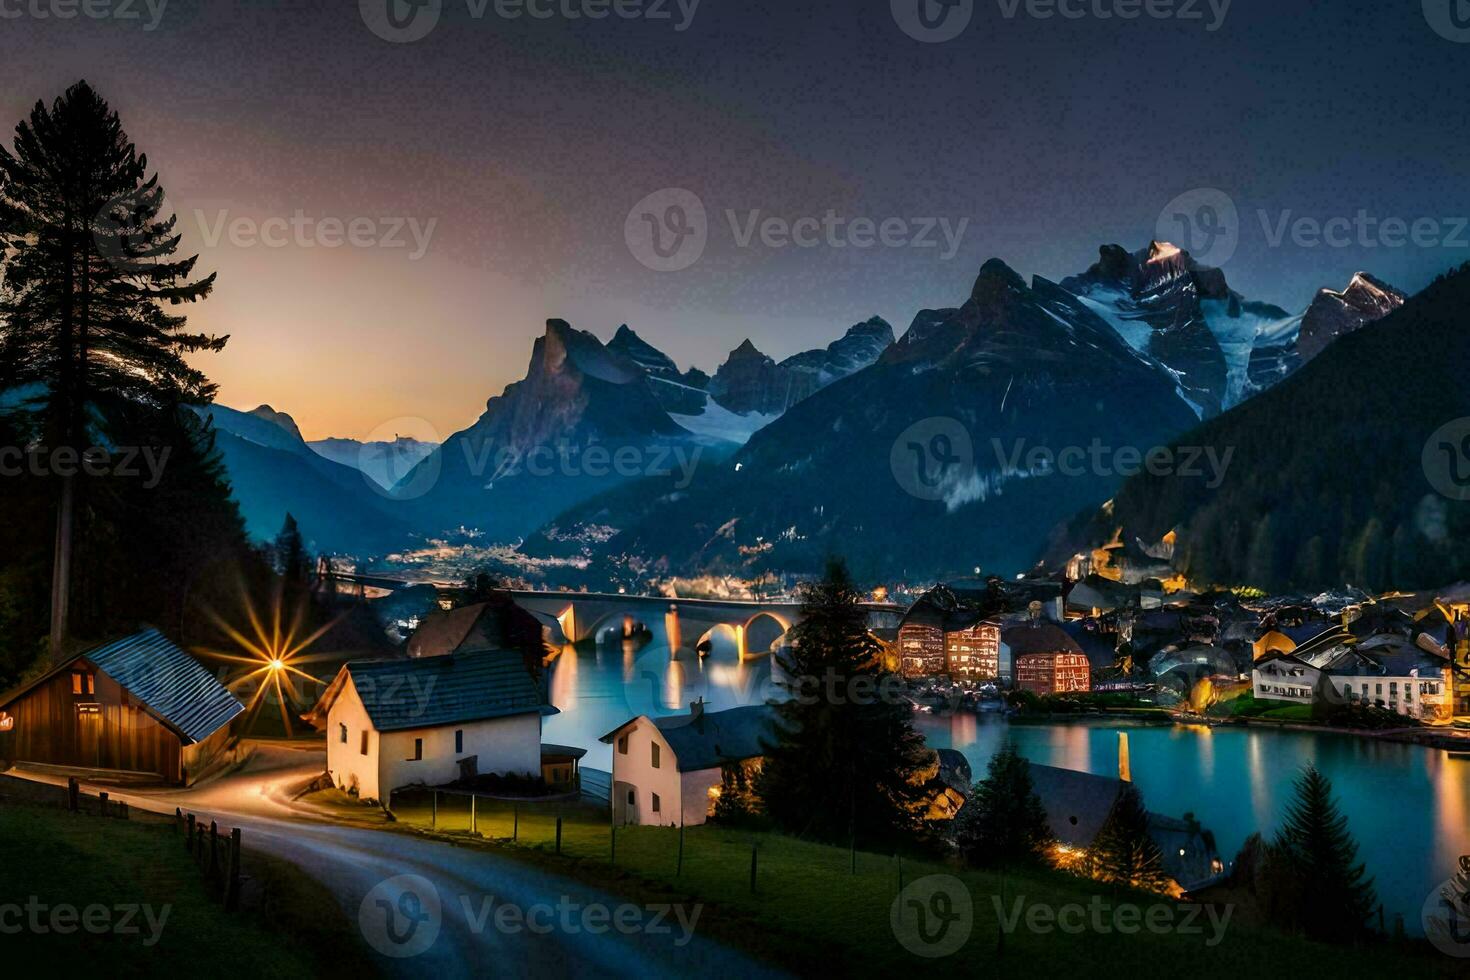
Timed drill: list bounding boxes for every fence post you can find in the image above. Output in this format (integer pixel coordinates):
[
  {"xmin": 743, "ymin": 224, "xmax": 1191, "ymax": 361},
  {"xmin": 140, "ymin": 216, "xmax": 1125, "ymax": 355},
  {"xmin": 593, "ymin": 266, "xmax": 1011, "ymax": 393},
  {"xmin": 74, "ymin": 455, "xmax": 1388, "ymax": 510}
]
[
  {"xmin": 471, "ymin": 795, "xmax": 477, "ymax": 836},
  {"xmin": 186, "ymin": 813, "xmax": 196, "ymax": 851},
  {"xmin": 98, "ymin": 791, "xmax": 108, "ymax": 817},
  {"xmin": 67, "ymin": 777, "xmax": 79, "ymax": 812},
  {"xmin": 555, "ymin": 816, "xmax": 563, "ymax": 855},
  {"xmin": 849, "ymin": 834, "xmax": 855, "ymax": 875},
  {"xmin": 610, "ymin": 825, "xmax": 616, "ymax": 865},
  {"xmin": 175, "ymin": 807, "xmax": 182, "ymax": 834},
  {"xmin": 513, "ymin": 803, "xmax": 519, "ymax": 842},
  {"xmin": 677, "ymin": 824, "xmax": 684, "ymax": 876},
  {"xmin": 431, "ymin": 791, "xmax": 437, "ymax": 830},
  {"xmin": 749, "ymin": 844, "xmax": 757, "ymax": 894},
  {"xmin": 225, "ymin": 828, "xmax": 242, "ymax": 911},
  {"xmin": 209, "ymin": 821, "xmax": 220, "ymax": 885}
]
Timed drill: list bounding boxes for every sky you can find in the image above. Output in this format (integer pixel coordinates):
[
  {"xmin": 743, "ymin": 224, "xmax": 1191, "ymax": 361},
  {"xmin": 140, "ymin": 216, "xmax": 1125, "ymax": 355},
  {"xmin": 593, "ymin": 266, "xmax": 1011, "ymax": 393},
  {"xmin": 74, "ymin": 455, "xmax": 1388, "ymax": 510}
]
[{"xmin": 1, "ymin": 0, "xmax": 1467, "ymax": 440}]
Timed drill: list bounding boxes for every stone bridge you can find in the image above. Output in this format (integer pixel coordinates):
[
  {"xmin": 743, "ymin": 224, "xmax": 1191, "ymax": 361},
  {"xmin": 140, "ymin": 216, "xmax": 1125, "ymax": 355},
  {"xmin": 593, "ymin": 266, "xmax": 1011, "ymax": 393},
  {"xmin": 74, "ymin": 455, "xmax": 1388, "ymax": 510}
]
[{"xmin": 506, "ymin": 590, "xmax": 902, "ymax": 660}]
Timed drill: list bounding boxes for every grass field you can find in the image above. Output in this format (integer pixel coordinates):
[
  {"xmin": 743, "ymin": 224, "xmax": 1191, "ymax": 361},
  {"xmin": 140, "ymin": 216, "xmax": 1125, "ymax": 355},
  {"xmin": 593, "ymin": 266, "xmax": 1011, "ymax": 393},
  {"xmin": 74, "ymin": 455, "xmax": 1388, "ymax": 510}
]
[
  {"xmin": 387, "ymin": 789, "xmax": 1460, "ymax": 977},
  {"xmin": 0, "ymin": 799, "xmax": 378, "ymax": 978}
]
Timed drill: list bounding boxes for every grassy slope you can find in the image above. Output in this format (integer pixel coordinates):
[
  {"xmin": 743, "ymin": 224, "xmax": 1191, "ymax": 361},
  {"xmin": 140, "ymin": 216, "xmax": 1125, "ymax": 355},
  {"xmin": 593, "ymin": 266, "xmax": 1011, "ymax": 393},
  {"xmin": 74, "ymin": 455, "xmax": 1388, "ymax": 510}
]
[
  {"xmin": 0, "ymin": 801, "xmax": 377, "ymax": 979},
  {"xmin": 387, "ymin": 791, "xmax": 1458, "ymax": 977}
]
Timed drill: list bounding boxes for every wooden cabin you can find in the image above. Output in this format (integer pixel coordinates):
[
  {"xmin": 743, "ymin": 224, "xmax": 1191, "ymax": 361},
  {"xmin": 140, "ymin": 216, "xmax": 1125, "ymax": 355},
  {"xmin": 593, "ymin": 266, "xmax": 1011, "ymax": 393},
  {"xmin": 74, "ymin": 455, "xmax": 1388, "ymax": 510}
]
[{"xmin": 0, "ymin": 629, "xmax": 243, "ymax": 785}]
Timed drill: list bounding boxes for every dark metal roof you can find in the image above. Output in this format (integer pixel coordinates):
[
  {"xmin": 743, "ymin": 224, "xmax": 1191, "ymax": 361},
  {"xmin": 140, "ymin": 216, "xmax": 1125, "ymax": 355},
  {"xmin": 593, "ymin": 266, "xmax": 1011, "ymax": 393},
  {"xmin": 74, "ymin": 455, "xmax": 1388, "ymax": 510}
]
[
  {"xmin": 343, "ymin": 649, "xmax": 554, "ymax": 733},
  {"xmin": 85, "ymin": 628, "xmax": 243, "ymax": 744},
  {"xmin": 600, "ymin": 704, "xmax": 778, "ymax": 772},
  {"xmin": 1001, "ymin": 622, "xmax": 1084, "ymax": 657}
]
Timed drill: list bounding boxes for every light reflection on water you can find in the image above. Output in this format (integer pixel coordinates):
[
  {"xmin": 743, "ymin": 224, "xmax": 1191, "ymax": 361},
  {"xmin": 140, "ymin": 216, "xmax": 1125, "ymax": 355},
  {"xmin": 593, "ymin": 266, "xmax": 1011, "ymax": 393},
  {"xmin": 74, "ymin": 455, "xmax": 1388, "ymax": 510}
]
[{"xmin": 541, "ymin": 622, "xmax": 1470, "ymax": 933}]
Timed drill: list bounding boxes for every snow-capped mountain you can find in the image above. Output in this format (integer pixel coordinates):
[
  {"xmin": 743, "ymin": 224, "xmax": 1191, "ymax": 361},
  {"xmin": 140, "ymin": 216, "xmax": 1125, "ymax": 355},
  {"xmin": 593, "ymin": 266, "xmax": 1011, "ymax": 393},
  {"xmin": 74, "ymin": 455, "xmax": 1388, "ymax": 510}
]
[
  {"xmin": 526, "ymin": 259, "xmax": 1201, "ymax": 581},
  {"xmin": 1059, "ymin": 241, "xmax": 1299, "ymax": 416},
  {"xmin": 310, "ymin": 435, "xmax": 438, "ymax": 491},
  {"xmin": 1245, "ymin": 271, "xmax": 1405, "ymax": 395}
]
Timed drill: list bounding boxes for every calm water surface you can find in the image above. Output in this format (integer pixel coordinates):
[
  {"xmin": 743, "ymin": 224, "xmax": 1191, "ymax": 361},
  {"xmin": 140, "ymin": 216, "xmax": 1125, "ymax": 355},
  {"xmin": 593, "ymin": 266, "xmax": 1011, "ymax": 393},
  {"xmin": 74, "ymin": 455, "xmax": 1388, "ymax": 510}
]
[{"xmin": 543, "ymin": 627, "xmax": 1470, "ymax": 931}]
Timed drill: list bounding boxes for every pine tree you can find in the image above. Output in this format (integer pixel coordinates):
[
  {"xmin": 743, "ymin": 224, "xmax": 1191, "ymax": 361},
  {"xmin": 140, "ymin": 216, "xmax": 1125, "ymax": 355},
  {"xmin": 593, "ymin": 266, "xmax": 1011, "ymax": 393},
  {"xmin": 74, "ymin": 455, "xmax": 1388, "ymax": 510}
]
[
  {"xmin": 954, "ymin": 744, "xmax": 1053, "ymax": 867},
  {"xmin": 1089, "ymin": 783, "xmax": 1171, "ymax": 893},
  {"xmin": 274, "ymin": 514, "xmax": 309, "ymax": 587},
  {"xmin": 0, "ymin": 80, "xmax": 221, "ymax": 660},
  {"xmin": 1271, "ymin": 764, "xmax": 1378, "ymax": 941},
  {"xmin": 755, "ymin": 558, "xmax": 931, "ymax": 845}
]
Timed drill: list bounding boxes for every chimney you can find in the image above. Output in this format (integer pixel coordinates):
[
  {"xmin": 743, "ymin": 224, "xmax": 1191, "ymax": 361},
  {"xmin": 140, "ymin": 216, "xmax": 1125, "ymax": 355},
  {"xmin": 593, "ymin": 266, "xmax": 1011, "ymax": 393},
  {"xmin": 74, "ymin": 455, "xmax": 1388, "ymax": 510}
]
[
  {"xmin": 689, "ymin": 697, "xmax": 706, "ymax": 720},
  {"xmin": 1118, "ymin": 731, "xmax": 1131, "ymax": 783}
]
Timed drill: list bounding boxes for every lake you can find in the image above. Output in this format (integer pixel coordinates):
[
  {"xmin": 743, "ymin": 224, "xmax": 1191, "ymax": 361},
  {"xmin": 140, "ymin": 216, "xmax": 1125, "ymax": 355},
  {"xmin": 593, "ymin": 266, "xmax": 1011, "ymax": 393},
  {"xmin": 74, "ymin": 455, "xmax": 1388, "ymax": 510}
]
[{"xmin": 542, "ymin": 629, "xmax": 1470, "ymax": 933}]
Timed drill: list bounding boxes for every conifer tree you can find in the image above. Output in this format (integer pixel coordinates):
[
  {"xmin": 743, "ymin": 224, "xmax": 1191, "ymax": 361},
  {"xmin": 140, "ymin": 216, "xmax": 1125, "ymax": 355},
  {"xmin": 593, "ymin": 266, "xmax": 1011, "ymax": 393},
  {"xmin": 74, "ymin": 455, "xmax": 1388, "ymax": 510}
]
[
  {"xmin": 1090, "ymin": 783, "xmax": 1171, "ymax": 893},
  {"xmin": 756, "ymin": 558, "xmax": 931, "ymax": 844},
  {"xmin": 0, "ymin": 80, "xmax": 221, "ymax": 660},
  {"xmin": 1271, "ymin": 764, "xmax": 1377, "ymax": 941},
  {"xmin": 954, "ymin": 744, "xmax": 1053, "ymax": 867}
]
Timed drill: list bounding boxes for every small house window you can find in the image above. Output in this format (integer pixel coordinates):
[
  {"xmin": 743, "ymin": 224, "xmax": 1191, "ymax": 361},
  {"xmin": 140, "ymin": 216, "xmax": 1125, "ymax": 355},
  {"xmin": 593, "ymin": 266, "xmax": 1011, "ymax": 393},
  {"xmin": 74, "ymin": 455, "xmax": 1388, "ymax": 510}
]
[
  {"xmin": 71, "ymin": 671, "xmax": 94, "ymax": 696},
  {"xmin": 651, "ymin": 742, "xmax": 660, "ymax": 769},
  {"xmin": 652, "ymin": 793, "xmax": 661, "ymax": 813},
  {"xmin": 455, "ymin": 730, "xmax": 463, "ymax": 753},
  {"xmin": 626, "ymin": 789, "xmax": 635, "ymax": 806},
  {"xmin": 617, "ymin": 735, "xmax": 628, "ymax": 755},
  {"xmin": 339, "ymin": 724, "xmax": 348, "ymax": 744},
  {"xmin": 410, "ymin": 738, "xmax": 423, "ymax": 761},
  {"xmin": 360, "ymin": 731, "xmax": 369, "ymax": 755}
]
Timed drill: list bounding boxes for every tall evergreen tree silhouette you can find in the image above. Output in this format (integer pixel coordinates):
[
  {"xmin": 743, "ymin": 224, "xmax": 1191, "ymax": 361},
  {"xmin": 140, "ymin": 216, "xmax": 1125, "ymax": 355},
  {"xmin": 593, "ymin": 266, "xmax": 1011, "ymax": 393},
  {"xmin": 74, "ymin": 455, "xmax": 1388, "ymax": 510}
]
[
  {"xmin": 0, "ymin": 80, "xmax": 221, "ymax": 660},
  {"xmin": 757, "ymin": 558, "xmax": 931, "ymax": 844},
  {"xmin": 954, "ymin": 743, "xmax": 1053, "ymax": 867},
  {"xmin": 1272, "ymin": 764, "xmax": 1377, "ymax": 941},
  {"xmin": 1090, "ymin": 782, "xmax": 1170, "ymax": 892}
]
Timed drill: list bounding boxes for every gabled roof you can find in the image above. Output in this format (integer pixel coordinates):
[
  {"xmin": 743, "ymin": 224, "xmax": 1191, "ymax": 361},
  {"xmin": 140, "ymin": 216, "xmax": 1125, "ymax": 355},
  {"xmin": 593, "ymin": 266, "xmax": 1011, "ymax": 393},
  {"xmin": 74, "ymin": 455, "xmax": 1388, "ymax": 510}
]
[
  {"xmin": 317, "ymin": 649, "xmax": 555, "ymax": 733},
  {"xmin": 600, "ymin": 704, "xmax": 778, "ymax": 772},
  {"xmin": 1026, "ymin": 762, "xmax": 1125, "ymax": 848},
  {"xmin": 1001, "ymin": 622, "xmax": 1084, "ymax": 657},
  {"xmin": 0, "ymin": 628, "xmax": 243, "ymax": 745}
]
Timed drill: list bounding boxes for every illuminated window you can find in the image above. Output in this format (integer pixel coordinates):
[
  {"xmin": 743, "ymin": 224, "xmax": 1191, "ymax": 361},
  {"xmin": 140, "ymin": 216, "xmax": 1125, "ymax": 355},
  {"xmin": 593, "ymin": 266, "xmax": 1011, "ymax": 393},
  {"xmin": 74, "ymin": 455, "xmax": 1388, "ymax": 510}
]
[
  {"xmin": 71, "ymin": 671, "xmax": 94, "ymax": 696},
  {"xmin": 360, "ymin": 731, "xmax": 369, "ymax": 755}
]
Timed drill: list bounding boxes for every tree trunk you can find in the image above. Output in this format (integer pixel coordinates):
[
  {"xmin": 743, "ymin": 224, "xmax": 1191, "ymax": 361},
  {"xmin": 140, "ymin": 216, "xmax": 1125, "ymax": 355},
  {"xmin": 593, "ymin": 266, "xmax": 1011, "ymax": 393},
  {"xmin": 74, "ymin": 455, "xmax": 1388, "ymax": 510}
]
[{"xmin": 50, "ymin": 472, "xmax": 74, "ymax": 662}]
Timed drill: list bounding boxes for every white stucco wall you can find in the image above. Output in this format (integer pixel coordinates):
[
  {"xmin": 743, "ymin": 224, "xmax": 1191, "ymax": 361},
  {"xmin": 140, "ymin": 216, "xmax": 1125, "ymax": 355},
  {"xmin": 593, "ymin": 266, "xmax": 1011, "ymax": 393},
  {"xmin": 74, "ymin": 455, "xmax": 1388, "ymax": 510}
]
[
  {"xmin": 608, "ymin": 717, "xmax": 685, "ymax": 826},
  {"xmin": 378, "ymin": 711, "xmax": 543, "ymax": 801},
  {"xmin": 325, "ymin": 675, "xmax": 542, "ymax": 805}
]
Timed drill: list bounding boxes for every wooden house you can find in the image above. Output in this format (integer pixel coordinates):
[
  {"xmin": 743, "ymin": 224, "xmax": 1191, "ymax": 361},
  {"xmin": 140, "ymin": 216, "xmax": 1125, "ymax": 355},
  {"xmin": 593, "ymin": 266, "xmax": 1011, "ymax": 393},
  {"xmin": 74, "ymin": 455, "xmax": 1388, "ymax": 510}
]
[{"xmin": 0, "ymin": 629, "xmax": 243, "ymax": 785}]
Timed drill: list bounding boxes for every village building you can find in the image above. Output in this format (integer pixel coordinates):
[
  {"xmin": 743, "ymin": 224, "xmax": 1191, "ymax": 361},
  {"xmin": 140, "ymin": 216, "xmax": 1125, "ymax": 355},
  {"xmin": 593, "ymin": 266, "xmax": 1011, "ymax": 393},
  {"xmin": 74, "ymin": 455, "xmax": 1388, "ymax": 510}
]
[
  {"xmin": 406, "ymin": 596, "xmax": 545, "ymax": 660},
  {"xmin": 1251, "ymin": 651, "xmax": 1320, "ymax": 703},
  {"xmin": 305, "ymin": 648, "xmax": 556, "ymax": 806},
  {"xmin": 599, "ymin": 702, "xmax": 776, "ymax": 827},
  {"xmin": 1317, "ymin": 635, "xmax": 1461, "ymax": 725},
  {"xmin": 0, "ymin": 629, "xmax": 242, "ymax": 785},
  {"xmin": 944, "ymin": 619, "xmax": 1002, "ymax": 681},
  {"xmin": 1005, "ymin": 622, "xmax": 1091, "ymax": 695}
]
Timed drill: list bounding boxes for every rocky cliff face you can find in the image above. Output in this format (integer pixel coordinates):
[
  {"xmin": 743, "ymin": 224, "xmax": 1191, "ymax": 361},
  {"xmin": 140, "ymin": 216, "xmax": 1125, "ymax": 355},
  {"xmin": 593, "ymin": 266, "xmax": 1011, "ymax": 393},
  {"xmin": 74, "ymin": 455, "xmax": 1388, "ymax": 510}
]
[
  {"xmin": 707, "ymin": 318, "xmax": 894, "ymax": 416},
  {"xmin": 606, "ymin": 324, "xmax": 710, "ymax": 416},
  {"xmin": 1296, "ymin": 273, "xmax": 1406, "ymax": 362}
]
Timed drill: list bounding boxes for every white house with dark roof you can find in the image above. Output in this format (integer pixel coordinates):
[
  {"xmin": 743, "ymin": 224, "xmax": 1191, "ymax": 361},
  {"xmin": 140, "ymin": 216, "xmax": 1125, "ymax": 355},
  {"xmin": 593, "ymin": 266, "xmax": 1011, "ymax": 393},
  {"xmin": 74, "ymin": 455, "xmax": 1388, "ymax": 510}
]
[
  {"xmin": 306, "ymin": 648, "xmax": 557, "ymax": 805},
  {"xmin": 599, "ymin": 702, "xmax": 776, "ymax": 827}
]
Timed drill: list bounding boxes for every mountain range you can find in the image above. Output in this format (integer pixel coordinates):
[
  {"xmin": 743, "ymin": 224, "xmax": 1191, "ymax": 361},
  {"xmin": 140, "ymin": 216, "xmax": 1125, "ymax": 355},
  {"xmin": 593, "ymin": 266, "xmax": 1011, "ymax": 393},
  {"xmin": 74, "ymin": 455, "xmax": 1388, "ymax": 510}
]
[{"xmin": 199, "ymin": 239, "xmax": 1421, "ymax": 588}]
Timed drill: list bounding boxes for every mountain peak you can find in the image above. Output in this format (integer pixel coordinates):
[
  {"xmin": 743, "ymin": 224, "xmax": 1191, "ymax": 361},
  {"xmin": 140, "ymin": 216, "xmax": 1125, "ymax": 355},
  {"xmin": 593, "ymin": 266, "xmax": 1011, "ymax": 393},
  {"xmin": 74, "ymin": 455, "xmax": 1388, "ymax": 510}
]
[
  {"xmin": 971, "ymin": 258, "xmax": 1026, "ymax": 297},
  {"xmin": 247, "ymin": 404, "xmax": 304, "ymax": 442}
]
